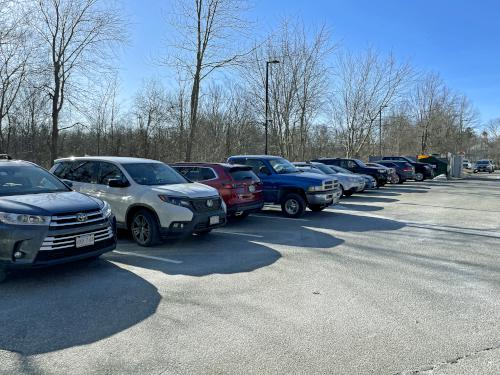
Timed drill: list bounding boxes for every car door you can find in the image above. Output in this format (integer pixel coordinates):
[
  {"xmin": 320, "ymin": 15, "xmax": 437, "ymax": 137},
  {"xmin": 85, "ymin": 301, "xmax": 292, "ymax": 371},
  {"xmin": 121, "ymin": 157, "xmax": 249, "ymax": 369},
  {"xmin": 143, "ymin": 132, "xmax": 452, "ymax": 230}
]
[{"xmin": 94, "ymin": 162, "xmax": 131, "ymax": 224}]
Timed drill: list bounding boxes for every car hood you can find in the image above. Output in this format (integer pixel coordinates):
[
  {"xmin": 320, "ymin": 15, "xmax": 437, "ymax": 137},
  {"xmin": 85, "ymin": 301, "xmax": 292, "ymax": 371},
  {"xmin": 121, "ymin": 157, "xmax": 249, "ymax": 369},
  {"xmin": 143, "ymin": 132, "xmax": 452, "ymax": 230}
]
[
  {"xmin": 0, "ymin": 191, "xmax": 102, "ymax": 215},
  {"xmin": 278, "ymin": 171, "xmax": 336, "ymax": 183},
  {"xmin": 151, "ymin": 182, "xmax": 219, "ymax": 198}
]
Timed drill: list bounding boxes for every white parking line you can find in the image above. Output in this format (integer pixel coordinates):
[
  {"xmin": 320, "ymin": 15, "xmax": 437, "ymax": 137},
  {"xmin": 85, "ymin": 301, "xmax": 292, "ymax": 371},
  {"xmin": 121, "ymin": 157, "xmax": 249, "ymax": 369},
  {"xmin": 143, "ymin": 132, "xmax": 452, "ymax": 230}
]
[
  {"xmin": 112, "ymin": 251, "xmax": 183, "ymax": 264},
  {"xmin": 214, "ymin": 230, "xmax": 263, "ymax": 238},
  {"xmin": 251, "ymin": 214, "xmax": 309, "ymax": 222}
]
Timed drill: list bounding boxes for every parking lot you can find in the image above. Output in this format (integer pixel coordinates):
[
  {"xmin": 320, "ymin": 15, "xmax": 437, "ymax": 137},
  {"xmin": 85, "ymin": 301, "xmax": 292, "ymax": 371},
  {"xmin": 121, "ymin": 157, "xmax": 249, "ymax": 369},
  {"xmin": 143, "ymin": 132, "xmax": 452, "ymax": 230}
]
[{"xmin": 1, "ymin": 173, "xmax": 500, "ymax": 374}]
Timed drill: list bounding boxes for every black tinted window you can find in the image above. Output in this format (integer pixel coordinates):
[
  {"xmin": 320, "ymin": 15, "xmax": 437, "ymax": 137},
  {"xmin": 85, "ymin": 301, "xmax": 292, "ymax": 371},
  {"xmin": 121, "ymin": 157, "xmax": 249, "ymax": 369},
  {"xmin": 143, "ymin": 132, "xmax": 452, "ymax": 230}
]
[
  {"xmin": 0, "ymin": 164, "xmax": 69, "ymax": 196},
  {"xmin": 55, "ymin": 161, "xmax": 99, "ymax": 183},
  {"xmin": 123, "ymin": 163, "xmax": 187, "ymax": 185},
  {"xmin": 229, "ymin": 169, "xmax": 258, "ymax": 181},
  {"xmin": 244, "ymin": 159, "xmax": 267, "ymax": 174},
  {"xmin": 99, "ymin": 162, "xmax": 126, "ymax": 185}
]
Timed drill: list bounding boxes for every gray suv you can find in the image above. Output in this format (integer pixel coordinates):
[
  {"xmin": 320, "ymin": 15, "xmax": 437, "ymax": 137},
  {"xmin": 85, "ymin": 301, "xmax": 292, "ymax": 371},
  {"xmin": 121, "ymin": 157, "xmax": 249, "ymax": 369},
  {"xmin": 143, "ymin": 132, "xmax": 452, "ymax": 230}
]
[{"xmin": 0, "ymin": 158, "xmax": 116, "ymax": 282}]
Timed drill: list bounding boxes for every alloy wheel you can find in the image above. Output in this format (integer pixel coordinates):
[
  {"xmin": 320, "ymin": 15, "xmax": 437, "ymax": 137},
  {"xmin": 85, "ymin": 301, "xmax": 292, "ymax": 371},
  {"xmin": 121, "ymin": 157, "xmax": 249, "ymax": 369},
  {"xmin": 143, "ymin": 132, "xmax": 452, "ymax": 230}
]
[
  {"xmin": 285, "ymin": 199, "xmax": 299, "ymax": 216},
  {"xmin": 132, "ymin": 214, "xmax": 150, "ymax": 245}
]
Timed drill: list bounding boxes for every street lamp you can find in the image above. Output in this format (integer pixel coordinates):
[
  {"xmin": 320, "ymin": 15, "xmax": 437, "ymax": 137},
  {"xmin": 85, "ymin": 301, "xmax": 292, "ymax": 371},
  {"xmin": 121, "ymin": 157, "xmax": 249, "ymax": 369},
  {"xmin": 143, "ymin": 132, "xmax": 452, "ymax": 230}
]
[
  {"xmin": 379, "ymin": 105, "xmax": 388, "ymax": 157},
  {"xmin": 265, "ymin": 59, "xmax": 280, "ymax": 155}
]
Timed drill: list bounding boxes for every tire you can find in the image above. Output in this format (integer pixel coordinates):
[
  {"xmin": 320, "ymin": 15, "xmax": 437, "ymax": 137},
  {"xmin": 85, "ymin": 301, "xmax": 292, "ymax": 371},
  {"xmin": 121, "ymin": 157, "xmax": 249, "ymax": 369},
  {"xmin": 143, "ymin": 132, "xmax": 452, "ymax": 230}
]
[
  {"xmin": 309, "ymin": 204, "xmax": 326, "ymax": 212},
  {"xmin": 415, "ymin": 172, "xmax": 424, "ymax": 181},
  {"xmin": 343, "ymin": 190, "xmax": 354, "ymax": 197},
  {"xmin": 392, "ymin": 174, "xmax": 400, "ymax": 184},
  {"xmin": 397, "ymin": 175, "xmax": 404, "ymax": 184},
  {"xmin": 0, "ymin": 268, "xmax": 6, "ymax": 283},
  {"xmin": 130, "ymin": 209, "xmax": 161, "ymax": 247},
  {"xmin": 281, "ymin": 193, "xmax": 306, "ymax": 218},
  {"xmin": 195, "ymin": 229, "xmax": 212, "ymax": 235}
]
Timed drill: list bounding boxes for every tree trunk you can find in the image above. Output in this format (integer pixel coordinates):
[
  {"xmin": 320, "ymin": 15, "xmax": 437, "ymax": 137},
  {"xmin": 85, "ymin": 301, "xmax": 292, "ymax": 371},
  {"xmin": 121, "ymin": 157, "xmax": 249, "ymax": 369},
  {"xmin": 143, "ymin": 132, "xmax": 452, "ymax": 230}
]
[{"xmin": 186, "ymin": 69, "xmax": 201, "ymax": 161}]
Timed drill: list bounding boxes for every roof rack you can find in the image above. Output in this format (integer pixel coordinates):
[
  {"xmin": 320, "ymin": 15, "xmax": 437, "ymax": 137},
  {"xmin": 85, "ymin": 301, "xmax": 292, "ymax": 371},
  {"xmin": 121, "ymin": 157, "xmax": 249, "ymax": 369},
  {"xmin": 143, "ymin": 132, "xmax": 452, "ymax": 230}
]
[{"xmin": 0, "ymin": 154, "xmax": 12, "ymax": 160}]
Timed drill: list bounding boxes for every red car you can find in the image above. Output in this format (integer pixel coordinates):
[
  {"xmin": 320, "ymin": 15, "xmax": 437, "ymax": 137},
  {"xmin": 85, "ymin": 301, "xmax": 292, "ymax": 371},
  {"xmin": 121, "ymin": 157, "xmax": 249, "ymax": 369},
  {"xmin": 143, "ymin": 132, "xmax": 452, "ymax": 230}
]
[{"xmin": 171, "ymin": 163, "xmax": 264, "ymax": 218}]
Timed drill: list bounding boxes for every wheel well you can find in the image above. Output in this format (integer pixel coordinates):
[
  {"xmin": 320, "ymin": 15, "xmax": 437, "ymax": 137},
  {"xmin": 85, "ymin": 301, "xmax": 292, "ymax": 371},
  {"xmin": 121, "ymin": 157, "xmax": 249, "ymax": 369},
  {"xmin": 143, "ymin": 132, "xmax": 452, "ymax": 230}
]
[
  {"xmin": 126, "ymin": 205, "xmax": 160, "ymax": 230},
  {"xmin": 279, "ymin": 188, "xmax": 306, "ymax": 203}
]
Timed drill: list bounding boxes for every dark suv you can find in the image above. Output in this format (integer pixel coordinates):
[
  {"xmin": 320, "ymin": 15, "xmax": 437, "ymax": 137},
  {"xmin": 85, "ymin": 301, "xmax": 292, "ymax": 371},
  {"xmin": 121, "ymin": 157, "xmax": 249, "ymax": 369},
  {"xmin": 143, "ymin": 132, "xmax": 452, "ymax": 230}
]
[
  {"xmin": 375, "ymin": 160, "xmax": 416, "ymax": 183},
  {"xmin": 172, "ymin": 163, "xmax": 264, "ymax": 219},
  {"xmin": 312, "ymin": 158, "xmax": 390, "ymax": 187},
  {"xmin": 381, "ymin": 156, "xmax": 434, "ymax": 181},
  {"xmin": 0, "ymin": 159, "xmax": 116, "ymax": 282}
]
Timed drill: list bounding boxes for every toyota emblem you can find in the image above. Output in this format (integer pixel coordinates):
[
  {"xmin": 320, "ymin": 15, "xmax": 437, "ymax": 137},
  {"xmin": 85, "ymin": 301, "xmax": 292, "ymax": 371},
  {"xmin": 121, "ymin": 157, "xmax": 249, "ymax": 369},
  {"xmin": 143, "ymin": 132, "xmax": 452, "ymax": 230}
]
[
  {"xmin": 76, "ymin": 213, "xmax": 88, "ymax": 222},
  {"xmin": 206, "ymin": 199, "xmax": 214, "ymax": 208}
]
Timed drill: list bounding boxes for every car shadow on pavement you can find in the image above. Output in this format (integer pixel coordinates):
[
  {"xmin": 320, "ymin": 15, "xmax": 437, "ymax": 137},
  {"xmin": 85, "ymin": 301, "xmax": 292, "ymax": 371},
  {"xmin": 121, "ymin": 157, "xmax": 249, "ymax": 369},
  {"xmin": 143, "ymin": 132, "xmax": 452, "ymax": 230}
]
[
  {"xmin": 0, "ymin": 260, "xmax": 161, "ymax": 356},
  {"xmin": 111, "ymin": 223, "xmax": 345, "ymax": 277},
  {"xmin": 382, "ymin": 187, "xmax": 430, "ymax": 194},
  {"xmin": 318, "ymin": 211, "xmax": 405, "ymax": 232},
  {"xmin": 341, "ymin": 195, "xmax": 399, "ymax": 203},
  {"xmin": 336, "ymin": 203, "xmax": 384, "ymax": 212}
]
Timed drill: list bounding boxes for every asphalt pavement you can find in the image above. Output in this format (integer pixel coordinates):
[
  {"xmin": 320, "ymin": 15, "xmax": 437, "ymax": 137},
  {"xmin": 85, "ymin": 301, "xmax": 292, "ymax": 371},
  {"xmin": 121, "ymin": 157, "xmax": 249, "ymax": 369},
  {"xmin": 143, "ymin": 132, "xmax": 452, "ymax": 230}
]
[{"xmin": 1, "ymin": 173, "xmax": 500, "ymax": 375}]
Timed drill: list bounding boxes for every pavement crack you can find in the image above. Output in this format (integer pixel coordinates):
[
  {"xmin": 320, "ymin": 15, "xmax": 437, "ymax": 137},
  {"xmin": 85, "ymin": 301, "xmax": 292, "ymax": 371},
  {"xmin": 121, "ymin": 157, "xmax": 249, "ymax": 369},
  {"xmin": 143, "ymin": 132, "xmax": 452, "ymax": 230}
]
[{"xmin": 394, "ymin": 342, "xmax": 500, "ymax": 374}]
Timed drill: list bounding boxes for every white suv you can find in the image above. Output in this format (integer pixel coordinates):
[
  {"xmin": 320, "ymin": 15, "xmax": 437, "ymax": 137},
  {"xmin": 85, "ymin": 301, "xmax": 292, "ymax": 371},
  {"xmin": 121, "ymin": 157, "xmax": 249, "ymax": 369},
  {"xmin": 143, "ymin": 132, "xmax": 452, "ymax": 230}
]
[{"xmin": 51, "ymin": 157, "xmax": 226, "ymax": 246}]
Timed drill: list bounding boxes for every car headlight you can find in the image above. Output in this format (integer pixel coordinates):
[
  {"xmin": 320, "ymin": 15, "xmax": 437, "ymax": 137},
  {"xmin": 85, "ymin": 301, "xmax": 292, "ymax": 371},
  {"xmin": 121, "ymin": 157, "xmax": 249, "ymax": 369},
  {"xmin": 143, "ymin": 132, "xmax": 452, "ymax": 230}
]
[
  {"xmin": 308, "ymin": 185, "xmax": 324, "ymax": 192},
  {"xmin": 0, "ymin": 212, "xmax": 51, "ymax": 226},
  {"xmin": 159, "ymin": 195, "xmax": 192, "ymax": 207},
  {"xmin": 101, "ymin": 201, "xmax": 113, "ymax": 218}
]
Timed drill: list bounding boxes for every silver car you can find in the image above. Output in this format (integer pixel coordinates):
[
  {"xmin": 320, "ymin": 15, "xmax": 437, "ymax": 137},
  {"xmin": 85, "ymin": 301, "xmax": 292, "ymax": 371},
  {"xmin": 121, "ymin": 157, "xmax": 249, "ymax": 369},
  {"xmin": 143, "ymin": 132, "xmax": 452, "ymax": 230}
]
[
  {"xmin": 51, "ymin": 157, "xmax": 227, "ymax": 246},
  {"xmin": 293, "ymin": 162, "xmax": 365, "ymax": 196}
]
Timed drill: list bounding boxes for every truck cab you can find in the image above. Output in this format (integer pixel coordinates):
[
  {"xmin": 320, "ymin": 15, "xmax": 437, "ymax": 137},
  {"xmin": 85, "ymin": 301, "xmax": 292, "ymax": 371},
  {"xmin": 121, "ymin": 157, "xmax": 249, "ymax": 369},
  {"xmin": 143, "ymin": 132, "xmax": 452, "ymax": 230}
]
[{"xmin": 227, "ymin": 155, "xmax": 341, "ymax": 217}]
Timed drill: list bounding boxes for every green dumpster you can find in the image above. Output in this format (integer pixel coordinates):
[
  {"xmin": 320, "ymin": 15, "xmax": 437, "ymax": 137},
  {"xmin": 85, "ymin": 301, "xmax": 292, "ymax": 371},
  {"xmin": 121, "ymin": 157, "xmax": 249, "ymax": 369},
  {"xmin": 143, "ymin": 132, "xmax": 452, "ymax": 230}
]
[{"xmin": 418, "ymin": 155, "xmax": 448, "ymax": 176}]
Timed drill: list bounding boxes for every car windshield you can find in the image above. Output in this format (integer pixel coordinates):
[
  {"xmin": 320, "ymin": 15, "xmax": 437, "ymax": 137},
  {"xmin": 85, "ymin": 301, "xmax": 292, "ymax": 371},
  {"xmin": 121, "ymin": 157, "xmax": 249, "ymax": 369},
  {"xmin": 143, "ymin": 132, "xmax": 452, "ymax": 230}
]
[
  {"xmin": 477, "ymin": 161, "xmax": 489, "ymax": 165},
  {"xmin": 269, "ymin": 158, "xmax": 299, "ymax": 174},
  {"xmin": 313, "ymin": 163, "xmax": 336, "ymax": 174},
  {"xmin": 331, "ymin": 165, "xmax": 353, "ymax": 174},
  {"xmin": 0, "ymin": 164, "xmax": 70, "ymax": 196},
  {"xmin": 122, "ymin": 163, "xmax": 188, "ymax": 185},
  {"xmin": 354, "ymin": 159, "xmax": 366, "ymax": 167}
]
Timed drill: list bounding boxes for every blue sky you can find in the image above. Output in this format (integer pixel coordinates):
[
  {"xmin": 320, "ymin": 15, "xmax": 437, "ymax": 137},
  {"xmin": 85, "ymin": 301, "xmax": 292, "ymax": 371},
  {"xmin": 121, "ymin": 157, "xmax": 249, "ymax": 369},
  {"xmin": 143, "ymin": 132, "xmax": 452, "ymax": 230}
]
[{"xmin": 119, "ymin": 0, "xmax": 499, "ymax": 123}]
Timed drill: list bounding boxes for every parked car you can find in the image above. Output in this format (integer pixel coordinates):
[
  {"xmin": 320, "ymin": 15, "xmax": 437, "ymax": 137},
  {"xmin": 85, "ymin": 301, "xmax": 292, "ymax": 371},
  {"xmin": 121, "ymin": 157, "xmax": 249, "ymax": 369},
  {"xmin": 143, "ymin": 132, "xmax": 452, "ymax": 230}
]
[
  {"xmin": 462, "ymin": 159, "xmax": 473, "ymax": 170},
  {"xmin": 293, "ymin": 162, "xmax": 365, "ymax": 196},
  {"xmin": 227, "ymin": 155, "xmax": 341, "ymax": 217},
  {"xmin": 51, "ymin": 157, "xmax": 226, "ymax": 246},
  {"xmin": 311, "ymin": 158, "xmax": 390, "ymax": 187},
  {"xmin": 171, "ymin": 162, "xmax": 264, "ymax": 219},
  {"xmin": 474, "ymin": 160, "xmax": 494, "ymax": 173},
  {"xmin": 366, "ymin": 162, "xmax": 399, "ymax": 184},
  {"xmin": 0, "ymin": 158, "xmax": 116, "ymax": 282},
  {"xmin": 327, "ymin": 165, "xmax": 377, "ymax": 190},
  {"xmin": 381, "ymin": 156, "xmax": 434, "ymax": 181},
  {"xmin": 374, "ymin": 160, "xmax": 416, "ymax": 184}
]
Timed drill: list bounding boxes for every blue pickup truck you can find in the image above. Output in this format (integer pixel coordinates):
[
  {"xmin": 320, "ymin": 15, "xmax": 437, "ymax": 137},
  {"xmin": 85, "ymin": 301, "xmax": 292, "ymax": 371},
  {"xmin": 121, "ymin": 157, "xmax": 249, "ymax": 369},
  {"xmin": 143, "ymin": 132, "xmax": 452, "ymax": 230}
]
[{"xmin": 227, "ymin": 155, "xmax": 341, "ymax": 217}]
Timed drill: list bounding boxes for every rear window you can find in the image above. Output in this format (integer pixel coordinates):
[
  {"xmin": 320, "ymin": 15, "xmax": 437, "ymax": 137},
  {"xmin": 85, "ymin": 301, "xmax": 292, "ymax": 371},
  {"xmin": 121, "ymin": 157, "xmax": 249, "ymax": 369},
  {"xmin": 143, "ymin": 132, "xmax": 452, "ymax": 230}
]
[{"xmin": 229, "ymin": 169, "xmax": 258, "ymax": 181}]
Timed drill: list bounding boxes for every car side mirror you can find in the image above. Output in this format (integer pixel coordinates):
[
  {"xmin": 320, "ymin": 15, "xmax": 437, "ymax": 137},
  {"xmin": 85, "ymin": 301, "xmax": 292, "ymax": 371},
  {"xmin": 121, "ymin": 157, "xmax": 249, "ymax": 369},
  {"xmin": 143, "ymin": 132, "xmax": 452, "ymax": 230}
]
[
  {"xmin": 62, "ymin": 179, "xmax": 73, "ymax": 188},
  {"xmin": 108, "ymin": 179, "xmax": 129, "ymax": 188},
  {"xmin": 259, "ymin": 166, "xmax": 271, "ymax": 175}
]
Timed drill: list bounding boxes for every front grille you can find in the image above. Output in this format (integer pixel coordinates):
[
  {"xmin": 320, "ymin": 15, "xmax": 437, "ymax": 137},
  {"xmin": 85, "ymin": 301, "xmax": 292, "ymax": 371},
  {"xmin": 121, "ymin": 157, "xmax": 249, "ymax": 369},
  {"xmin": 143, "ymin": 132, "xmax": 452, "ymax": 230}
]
[
  {"xmin": 40, "ymin": 227, "xmax": 114, "ymax": 251},
  {"xmin": 50, "ymin": 210, "xmax": 105, "ymax": 229},
  {"xmin": 323, "ymin": 180, "xmax": 334, "ymax": 190},
  {"xmin": 190, "ymin": 197, "xmax": 222, "ymax": 213},
  {"xmin": 35, "ymin": 237, "xmax": 115, "ymax": 263}
]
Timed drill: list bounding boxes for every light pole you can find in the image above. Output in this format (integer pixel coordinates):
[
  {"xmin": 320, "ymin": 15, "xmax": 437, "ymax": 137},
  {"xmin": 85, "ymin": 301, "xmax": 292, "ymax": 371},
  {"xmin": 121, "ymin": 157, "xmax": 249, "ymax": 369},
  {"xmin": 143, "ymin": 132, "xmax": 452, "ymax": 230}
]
[
  {"xmin": 265, "ymin": 59, "xmax": 280, "ymax": 155},
  {"xmin": 379, "ymin": 105, "xmax": 388, "ymax": 157}
]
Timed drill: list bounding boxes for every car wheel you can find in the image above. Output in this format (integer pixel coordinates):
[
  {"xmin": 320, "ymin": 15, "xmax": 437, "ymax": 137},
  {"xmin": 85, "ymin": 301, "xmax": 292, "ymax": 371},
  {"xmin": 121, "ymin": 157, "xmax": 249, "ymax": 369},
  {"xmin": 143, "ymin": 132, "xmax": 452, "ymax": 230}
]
[
  {"xmin": 397, "ymin": 175, "xmax": 404, "ymax": 184},
  {"xmin": 392, "ymin": 174, "xmax": 400, "ymax": 184},
  {"xmin": 131, "ymin": 209, "xmax": 161, "ymax": 247},
  {"xmin": 343, "ymin": 190, "xmax": 354, "ymax": 197},
  {"xmin": 281, "ymin": 193, "xmax": 306, "ymax": 218},
  {"xmin": 309, "ymin": 204, "xmax": 326, "ymax": 212},
  {"xmin": 195, "ymin": 229, "xmax": 212, "ymax": 235},
  {"xmin": 415, "ymin": 172, "xmax": 424, "ymax": 181}
]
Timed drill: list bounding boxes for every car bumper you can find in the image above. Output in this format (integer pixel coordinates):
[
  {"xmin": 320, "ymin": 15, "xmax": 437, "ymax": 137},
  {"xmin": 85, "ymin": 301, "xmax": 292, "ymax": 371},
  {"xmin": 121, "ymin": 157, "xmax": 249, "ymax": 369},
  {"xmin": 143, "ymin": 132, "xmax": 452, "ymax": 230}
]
[
  {"xmin": 306, "ymin": 188, "xmax": 341, "ymax": 206},
  {"xmin": 227, "ymin": 200, "xmax": 264, "ymax": 215},
  {"xmin": 0, "ymin": 217, "xmax": 116, "ymax": 270},
  {"xmin": 160, "ymin": 209, "xmax": 227, "ymax": 237}
]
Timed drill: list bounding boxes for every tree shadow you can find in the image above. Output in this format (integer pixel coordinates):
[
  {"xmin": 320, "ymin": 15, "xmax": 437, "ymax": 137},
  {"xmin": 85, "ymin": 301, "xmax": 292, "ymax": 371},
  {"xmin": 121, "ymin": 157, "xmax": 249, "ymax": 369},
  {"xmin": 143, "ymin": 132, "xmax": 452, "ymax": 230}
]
[{"xmin": 0, "ymin": 260, "xmax": 161, "ymax": 356}]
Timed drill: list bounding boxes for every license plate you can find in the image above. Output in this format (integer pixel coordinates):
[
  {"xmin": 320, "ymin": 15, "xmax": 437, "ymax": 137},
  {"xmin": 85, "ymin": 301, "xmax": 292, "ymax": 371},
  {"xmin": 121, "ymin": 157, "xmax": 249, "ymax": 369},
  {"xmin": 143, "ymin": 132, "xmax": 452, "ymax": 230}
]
[
  {"xmin": 209, "ymin": 216, "xmax": 220, "ymax": 225},
  {"xmin": 76, "ymin": 234, "xmax": 95, "ymax": 248}
]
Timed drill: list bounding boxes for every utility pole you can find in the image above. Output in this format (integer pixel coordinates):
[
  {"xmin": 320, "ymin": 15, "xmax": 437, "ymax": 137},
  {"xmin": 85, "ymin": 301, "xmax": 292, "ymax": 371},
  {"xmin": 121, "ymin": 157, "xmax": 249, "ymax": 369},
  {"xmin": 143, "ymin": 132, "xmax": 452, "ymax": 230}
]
[{"xmin": 265, "ymin": 60, "xmax": 280, "ymax": 154}]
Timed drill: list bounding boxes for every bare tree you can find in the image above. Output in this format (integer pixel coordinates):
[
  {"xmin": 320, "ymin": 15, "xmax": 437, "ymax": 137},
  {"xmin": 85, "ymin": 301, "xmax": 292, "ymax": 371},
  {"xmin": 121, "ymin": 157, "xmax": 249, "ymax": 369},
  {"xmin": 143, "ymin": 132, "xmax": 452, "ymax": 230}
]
[
  {"xmin": 166, "ymin": 0, "xmax": 251, "ymax": 161},
  {"xmin": 331, "ymin": 49, "xmax": 412, "ymax": 157},
  {"xmin": 28, "ymin": 0, "xmax": 126, "ymax": 163}
]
